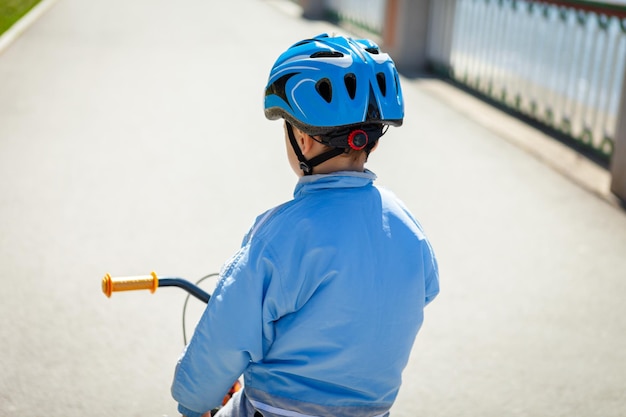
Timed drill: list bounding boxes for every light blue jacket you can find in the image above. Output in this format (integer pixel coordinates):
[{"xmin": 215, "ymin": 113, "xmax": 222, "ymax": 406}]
[{"xmin": 172, "ymin": 171, "xmax": 439, "ymax": 417}]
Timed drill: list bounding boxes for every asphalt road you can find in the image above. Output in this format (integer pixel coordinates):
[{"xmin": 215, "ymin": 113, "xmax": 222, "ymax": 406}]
[{"xmin": 1, "ymin": 1, "xmax": 625, "ymax": 416}]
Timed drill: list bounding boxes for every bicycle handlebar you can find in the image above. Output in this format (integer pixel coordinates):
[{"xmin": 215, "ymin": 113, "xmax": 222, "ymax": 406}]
[
  {"xmin": 102, "ymin": 272, "xmax": 159, "ymax": 297},
  {"xmin": 100, "ymin": 271, "xmax": 238, "ymax": 406},
  {"xmin": 102, "ymin": 272, "xmax": 211, "ymax": 303}
]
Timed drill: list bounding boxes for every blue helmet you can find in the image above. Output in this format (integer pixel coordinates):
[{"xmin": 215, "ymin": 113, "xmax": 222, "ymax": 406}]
[{"xmin": 264, "ymin": 33, "xmax": 404, "ymax": 136}]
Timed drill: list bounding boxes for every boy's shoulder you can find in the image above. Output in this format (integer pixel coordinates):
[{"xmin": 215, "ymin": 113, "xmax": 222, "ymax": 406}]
[{"xmin": 242, "ymin": 200, "xmax": 296, "ymax": 245}]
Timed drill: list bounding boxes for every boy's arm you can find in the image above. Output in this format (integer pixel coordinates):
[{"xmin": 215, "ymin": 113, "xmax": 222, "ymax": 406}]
[{"xmin": 171, "ymin": 244, "xmax": 268, "ymax": 415}]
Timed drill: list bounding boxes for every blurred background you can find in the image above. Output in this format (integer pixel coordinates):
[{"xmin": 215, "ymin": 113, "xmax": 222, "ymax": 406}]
[{"xmin": 1, "ymin": 0, "xmax": 625, "ymax": 416}]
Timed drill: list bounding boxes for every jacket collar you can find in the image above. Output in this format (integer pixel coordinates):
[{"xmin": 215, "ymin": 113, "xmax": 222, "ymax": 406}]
[{"xmin": 294, "ymin": 170, "xmax": 377, "ymax": 198}]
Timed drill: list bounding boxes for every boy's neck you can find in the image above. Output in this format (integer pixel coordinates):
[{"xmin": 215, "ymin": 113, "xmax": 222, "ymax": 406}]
[
  {"xmin": 309, "ymin": 155, "xmax": 366, "ymax": 175},
  {"xmin": 303, "ymin": 138, "xmax": 367, "ymax": 175}
]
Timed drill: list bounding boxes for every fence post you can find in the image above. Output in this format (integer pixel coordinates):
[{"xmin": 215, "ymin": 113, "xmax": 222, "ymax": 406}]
[
  {"xmin": 425, "ymin": 0, "xmax": 457, "ymax": 74},
  {"xmin": 300, "ymin": 0, "xmax": 327, "ymax": 19},
  {"xmin": 610, "ymin": 67, "xmax": 626, "ymax": 203},
  {"xmin": 382, "ymin": 0, "xmax": 433, "ymax": 74}
]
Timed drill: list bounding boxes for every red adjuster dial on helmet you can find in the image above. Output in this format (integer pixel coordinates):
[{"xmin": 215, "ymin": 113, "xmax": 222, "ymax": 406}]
[{"xmin": 348, "ymin": 130, "xmax": 368, "ymax": 151}]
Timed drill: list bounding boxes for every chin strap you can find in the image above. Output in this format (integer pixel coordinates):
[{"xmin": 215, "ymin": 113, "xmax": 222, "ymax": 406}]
[{"xmin": 286, "ymin": 122, "xmax": 344, "ymax": 176}]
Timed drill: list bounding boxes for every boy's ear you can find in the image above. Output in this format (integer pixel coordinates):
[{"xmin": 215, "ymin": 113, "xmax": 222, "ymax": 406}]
[
  {"xmin": 292, "ymin": 126, "xmax": 322, "ymax": 155},
  {"xmin": 292, "ymin": 126, "xmax": 310, "ymax": 152},
  {"xmin": 300, "ymin": 134, "xmax": 316, "ymax": 154}
]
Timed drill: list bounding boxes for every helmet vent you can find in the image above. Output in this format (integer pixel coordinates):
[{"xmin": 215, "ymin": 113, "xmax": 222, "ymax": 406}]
[
  {"xmin": 265, "ymin": 73, "xmax": 298, "ymax": 103},
  {"xmin": 344, "ymin": 73, "xmax": 357, "ymax": 100},
  {"xmin": 366, "ymin": 85, "xmax": 381, "ymax": 121},
  {"xmin": 376, "ymin": 72, "xmax": 387, "ymax": 97},
  {"xmin": 316, "ymin": 78, "xmax": 333, "ymax": 103},
  {"xmin": 310, "ymin": 51, "xmax": 344, "ymax": 58},
  {"xmin": 365, "ymin": 47, "xmax": 380, "ymax": 54}
]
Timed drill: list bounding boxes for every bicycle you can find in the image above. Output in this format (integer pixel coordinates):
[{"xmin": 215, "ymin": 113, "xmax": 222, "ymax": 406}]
[{"xmin": 101, "ymin": 271, "xmax": 242, "ymax": 415}]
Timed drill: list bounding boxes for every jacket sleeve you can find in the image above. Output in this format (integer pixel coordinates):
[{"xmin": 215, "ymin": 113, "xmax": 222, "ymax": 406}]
[
  {"xmin": 171, "ymin": 242, "xmax": 271, "ymax": 415},
  {"xmin": 423, "ymin": 239, "xmax": 440, "ymax": 306}
]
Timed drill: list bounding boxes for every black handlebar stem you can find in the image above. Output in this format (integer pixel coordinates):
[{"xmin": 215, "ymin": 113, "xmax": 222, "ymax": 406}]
[{"xmin": 158, "ymin": 278, "xmax": 211, "ymax": 304}]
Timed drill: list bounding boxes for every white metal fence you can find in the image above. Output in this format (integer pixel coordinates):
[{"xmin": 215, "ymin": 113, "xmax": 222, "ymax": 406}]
[
  {"xmin": 428, "ymin": 0, "xmax": 626, "ymax": 158},
  {"xmin": 325, "ymin": 0, "xmax": 386, "ymax": 35}
]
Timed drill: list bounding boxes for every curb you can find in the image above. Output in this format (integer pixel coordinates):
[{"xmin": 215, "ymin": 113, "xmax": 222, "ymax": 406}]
[
  {"xmin": 0, "ymin": 0, "xmax": 59, "ymax": 55},
  {"xmin": 413, "ymin": 77, "xmax": 623, "ymax": 210}
]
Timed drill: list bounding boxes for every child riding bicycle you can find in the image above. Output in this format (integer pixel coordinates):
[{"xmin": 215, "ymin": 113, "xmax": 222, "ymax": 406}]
[{"xmin": 171, "ymin": 33, "xmax": 440, "ymax": 417}]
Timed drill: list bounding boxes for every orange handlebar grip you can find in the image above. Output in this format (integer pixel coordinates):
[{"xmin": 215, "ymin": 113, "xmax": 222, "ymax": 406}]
[{"xmin": 102, "ymin": 271, "xmax": 159, "ymax": 298}]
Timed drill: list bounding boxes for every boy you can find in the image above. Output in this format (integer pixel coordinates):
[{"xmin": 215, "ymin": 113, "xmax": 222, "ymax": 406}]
[{"xmin": 172, "ymin": 33, "xmax": 439, "ymax": 417}]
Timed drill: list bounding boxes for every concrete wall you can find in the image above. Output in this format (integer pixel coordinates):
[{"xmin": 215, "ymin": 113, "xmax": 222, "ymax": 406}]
[
  {"xmin": 300, "ymin": 0, "xmax": 326, "ymax": 20},
  {"xmin": 381, "ymin": 0, "xmax": 432, "ymax": 75}
]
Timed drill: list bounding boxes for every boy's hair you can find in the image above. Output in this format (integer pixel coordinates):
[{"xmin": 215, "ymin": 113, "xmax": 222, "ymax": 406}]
[{"xmin": 264, "ymin": 33, "xmax": 404, "ymax": 174}]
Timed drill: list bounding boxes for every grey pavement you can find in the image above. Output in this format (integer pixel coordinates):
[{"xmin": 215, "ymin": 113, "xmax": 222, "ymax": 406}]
[{"xmin": 1, "ymin": 1, "xmax": 625, "ymax": 416}]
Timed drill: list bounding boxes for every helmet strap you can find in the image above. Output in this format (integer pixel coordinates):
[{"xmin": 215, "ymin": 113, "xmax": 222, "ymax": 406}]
[{"xmin": 286, "ymin": 122, "xmax": 344, "ymax": 176}]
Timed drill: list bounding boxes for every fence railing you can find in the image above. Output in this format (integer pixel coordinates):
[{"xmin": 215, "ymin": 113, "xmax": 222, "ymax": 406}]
[
  {"xmin": 324, "ymin": 0, "xmax": 386, "ymax": 35},
  {"xmin": 428, "ymin": 0, "xmax": 626, "ymax": 161}
]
